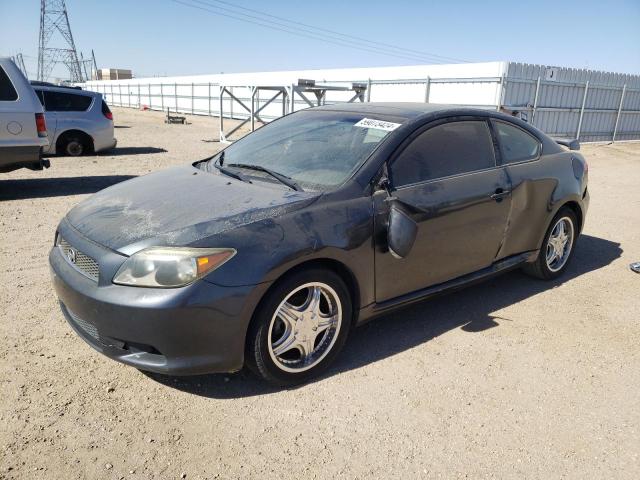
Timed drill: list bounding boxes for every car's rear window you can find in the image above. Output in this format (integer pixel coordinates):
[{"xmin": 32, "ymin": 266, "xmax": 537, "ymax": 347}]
[
  {"xmin": 0, "ymin": 66, "xmax": 18, "ymax": 101},
  {"xmin": 42, "ymin": 90, "xmax": 93, "ymax": 112}
]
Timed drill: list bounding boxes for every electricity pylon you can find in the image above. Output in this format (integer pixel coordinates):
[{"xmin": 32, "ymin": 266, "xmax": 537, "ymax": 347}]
[{"xmin": 37, "ymin": 0, "xmax": 84, "ymax": 82}]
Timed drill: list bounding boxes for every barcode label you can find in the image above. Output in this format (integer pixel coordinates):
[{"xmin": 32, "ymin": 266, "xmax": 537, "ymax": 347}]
[{"xmin": 354, "ymin": 118, "xmax": 401, "ymax": 132}]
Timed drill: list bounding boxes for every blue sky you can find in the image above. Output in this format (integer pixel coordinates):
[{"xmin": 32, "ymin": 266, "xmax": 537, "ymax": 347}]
[{"xmin": 1, "ymin": 0, "xmax": 639, "ymax": 79}]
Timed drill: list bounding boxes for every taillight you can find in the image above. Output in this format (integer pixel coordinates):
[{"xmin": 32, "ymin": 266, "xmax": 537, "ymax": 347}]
[
  {"xmin": 35, "ymin": 113, "xmax": 47, "ymax": 137},
  {"xmin": 102, "ymin": 100, "xmax": 113, "ymax": 120}
]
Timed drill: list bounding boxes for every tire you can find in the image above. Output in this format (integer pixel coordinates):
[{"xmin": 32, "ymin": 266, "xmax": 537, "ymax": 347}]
[
  {"xmin": 246, "ymin": 268, "xmax": 353, "ymax": 387},
  {"xmin": 62, "ymin": 136, "xmax": 87, "ymax": 156},
  {"xmin": 523, "ymin": 207, "xmax": 578, "ymax": 280}
]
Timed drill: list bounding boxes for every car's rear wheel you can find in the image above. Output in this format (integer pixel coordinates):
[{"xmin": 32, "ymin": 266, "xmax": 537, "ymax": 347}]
[
  {"xmin": 247, "ymin": 268, "xmax": 352, "ymax": 386},
  {"xmin": 64, "ymin": 137, "xmax": 86, "ymax": 156},
  {"xmin": 58, "ymin": 132, "xmax": 92, "ymax": 157},
  {"xmin": 523, "ymin": 207, "xmax": 578, "ymax": 280}
]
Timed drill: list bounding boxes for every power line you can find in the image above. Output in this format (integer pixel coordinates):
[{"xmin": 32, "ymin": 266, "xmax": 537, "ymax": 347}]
[
  {"xmin": 195, "ymin": 0, "xmax": 468, "ymax": 64},
  {"xmin": 170, "ymin": 0, "xmax": 460, "ymax": 64},
  {"xmin": 171, "ymin": 0, "xmax": 440, "ymax": 64}
]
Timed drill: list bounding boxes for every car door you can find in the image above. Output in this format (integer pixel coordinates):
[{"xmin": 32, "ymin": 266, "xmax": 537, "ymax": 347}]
[{"xmin": 374, "ymin": 118, "xmax": 512, "ymax": 302}]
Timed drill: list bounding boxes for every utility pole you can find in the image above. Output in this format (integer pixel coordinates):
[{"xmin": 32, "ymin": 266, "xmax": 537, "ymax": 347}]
[{"xmin": 38, "ymin": 0, "xmax": 84, "ymax": 82}]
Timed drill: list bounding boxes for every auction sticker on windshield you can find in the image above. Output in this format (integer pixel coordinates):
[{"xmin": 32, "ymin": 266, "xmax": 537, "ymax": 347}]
[{"xmin": 354, "ymin": 118, "xmax": 402, "ymax": 132}]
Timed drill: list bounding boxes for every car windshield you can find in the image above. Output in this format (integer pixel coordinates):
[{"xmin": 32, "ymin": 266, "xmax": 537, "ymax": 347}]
[{"xmin": 202, "ymin": 110, "xmax": 403, "ymax": 191}]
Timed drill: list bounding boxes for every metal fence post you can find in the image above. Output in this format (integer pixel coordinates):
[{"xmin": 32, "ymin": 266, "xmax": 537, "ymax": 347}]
[
  {"xmin": 160, "ymin": 83, "xmax": 164, "ymax": 111},
  {"xmin": 496, "ymin": 74, "xmax": 506, "ymax": 112},
  {"xmin": 208, "ymin": 83, "xmax": 211, "ymax": 116},
  {"xmin": 250, "ymin": 86, "xmax": 257, "ymax": 132},
  {"xmin": 424, "ymin": 76, "xmax": 431, "ymax": 103},
  {"xmin": 191, "ymin": 82, "xmax": 195, "ymax": 115},
  {"xmin": 230, "ymin": 87, "xmax": 234, "ymax": 119},
  {"xmin": 137, "ymin": 84, "xmax": 140, "ymax": 108},
  {"xmin": 282, "ymin": 88, "xmax": 287, "ymax": 116},
  {"xmin": 612, "ymin": 84, "xmax": 627, "ymax": 142},
  {"xmin": 576, "ymin": 81, "xmax": 589, "ymax": 140},
  {"xmin": 531, "ymin": 76, "xmax": 541, "ymax": 125},
  {"xmin": 174, "ymin": 83, "xmax": 178, "ymax": 113},
  {"xmin": 219, "ymin": 85, "xmax": 224, "ymax": 141},
  {"xmin": 366, "ymin": 78, "xmax": 371, "ymax": 102},
  {"xmin": 148, "ymin": 83, "xmax": 151, "ymax": 109}
]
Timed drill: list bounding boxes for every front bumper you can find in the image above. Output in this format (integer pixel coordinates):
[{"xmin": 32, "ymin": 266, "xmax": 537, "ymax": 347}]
[{"xmin": 49, "ymin": 221, "xmax": 269, "ymax": 375}]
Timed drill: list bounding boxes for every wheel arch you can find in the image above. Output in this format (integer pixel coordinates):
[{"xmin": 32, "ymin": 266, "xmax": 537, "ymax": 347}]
[
  {"xmin": 55, "ymin": 129, "xmax": 95, "ymax": 154},
  {"xmin": 562, "ymin": 200, "xmax": 584, "ymax": 233}
]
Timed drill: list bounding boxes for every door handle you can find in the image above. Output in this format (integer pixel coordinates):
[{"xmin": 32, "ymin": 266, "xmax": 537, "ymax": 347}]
[{"xmin": 490, "ymin": 188, "xmax": 511, "ymax": 202}]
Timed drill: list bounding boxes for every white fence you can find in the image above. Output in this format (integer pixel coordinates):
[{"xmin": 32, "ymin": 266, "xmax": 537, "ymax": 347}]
[{"xmin": 80, "ymin": 61, "xmax": 640, "ymax": 142}]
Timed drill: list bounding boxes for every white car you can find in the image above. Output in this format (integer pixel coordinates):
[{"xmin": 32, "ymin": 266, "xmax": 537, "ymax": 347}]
[
  {"xmin": 33, "ymin": 84, "xmax": 117, "ymax": 156},
  {"xmin": 0, "ymin": 57, "xmax": 49, "ymax": 172}
]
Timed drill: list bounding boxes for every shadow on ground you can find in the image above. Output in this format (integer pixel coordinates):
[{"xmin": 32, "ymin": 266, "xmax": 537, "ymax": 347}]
[
  {"xmin": 147, "ymin": 234, "xmax": 622, "ymax": 399},
  {"xmin": 100, "ymin": 147, "xmax": 166, "ymax": 156},
  {"xmin": 0, "ymin": 175, "xmax": 136, "ymax": 200}
]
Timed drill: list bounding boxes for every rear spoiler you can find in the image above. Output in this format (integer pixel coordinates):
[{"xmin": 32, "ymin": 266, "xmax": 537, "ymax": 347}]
[{"xmin": 552, "ymin": 137, "xmax": 580, "ymax": 151}]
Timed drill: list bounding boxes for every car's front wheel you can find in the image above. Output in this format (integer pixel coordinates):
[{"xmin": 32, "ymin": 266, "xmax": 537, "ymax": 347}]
[
  {"xmin": 523, "ymin": 206, "xmax": 578, "ymax": 280},
  {"xmin": 247, "ymin": 268, "xmax": 352, "ymax": 386}
]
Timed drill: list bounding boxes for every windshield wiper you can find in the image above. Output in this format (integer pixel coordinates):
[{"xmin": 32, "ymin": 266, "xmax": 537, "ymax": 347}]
[
  {"xmin": 211, "ymin": 152, "xmax": 252, "ymax": 183},
  {"xmin": 226, "ymin": 163, "xmax": 303, "ymax": 191}
]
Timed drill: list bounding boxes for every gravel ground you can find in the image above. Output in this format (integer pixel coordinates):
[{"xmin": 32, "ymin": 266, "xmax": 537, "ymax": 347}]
[{"xmin": 1, "ymin": 107, "xmax": 639, "ymax": 479}]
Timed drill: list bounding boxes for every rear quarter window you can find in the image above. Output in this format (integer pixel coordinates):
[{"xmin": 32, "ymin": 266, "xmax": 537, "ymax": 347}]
[
  {"xmin": 494, "ymin": 121, "xmax": 541, "ymax": 163},
  {"xmin": 43, "ymin": 91, "xmax": 93, "ymax": 112},
  {"xmin": 0, "ymin": 66, "xmax": 18, "ymax": 101}
]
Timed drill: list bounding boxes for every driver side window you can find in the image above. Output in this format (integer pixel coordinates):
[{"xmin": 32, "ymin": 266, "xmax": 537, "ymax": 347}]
[{"xmin": 390, "ymin": 120, "xmax": 496, "ymax": 187}]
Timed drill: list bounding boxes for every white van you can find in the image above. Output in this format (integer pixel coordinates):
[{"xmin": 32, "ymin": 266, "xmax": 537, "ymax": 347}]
[{"xmin": 0, "ymin": 57, "xmax": 50, "ymax": 172}]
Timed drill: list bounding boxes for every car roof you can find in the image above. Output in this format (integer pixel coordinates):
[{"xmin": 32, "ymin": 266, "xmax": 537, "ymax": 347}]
[
  {"xmin": 312, "ymin": 102, "xmax": 551, "ymax": 139},
  {"xmin": 32, "ymin": 85, "xmax": 98, "ymax": 97},
  {"xmin": 312, "ymin": 102, "xmax": 497, "ymax": 120}
]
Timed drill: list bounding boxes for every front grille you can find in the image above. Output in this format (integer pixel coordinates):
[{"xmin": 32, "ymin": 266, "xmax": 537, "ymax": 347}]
[
  {"xmin": 58, "ymin": 237, "xmax": 100, "ymax": 282},
  {"xmin": 66, "ymin": 306, "xmax": 100, "ymax": 341}
]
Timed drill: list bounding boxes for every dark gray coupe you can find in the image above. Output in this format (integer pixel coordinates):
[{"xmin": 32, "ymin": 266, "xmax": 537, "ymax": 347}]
[{"xmin": 50, "ymin": 103, "xmax": 589, "ymax": 386}]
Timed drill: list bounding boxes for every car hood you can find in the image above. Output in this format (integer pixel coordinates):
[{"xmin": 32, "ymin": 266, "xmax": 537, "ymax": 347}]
[{"xmin": 65, "ymin": 165, "xmax": 320, "ymax": 255}]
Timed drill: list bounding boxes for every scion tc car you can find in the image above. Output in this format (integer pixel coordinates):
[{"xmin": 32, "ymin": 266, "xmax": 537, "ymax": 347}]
[{"xmin": 50, "ymin": 103, "xmax": 589, "ymax": 386}]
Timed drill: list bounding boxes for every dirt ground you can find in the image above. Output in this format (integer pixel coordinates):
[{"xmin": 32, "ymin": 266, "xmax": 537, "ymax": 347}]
[{"xmin": 1, "ymin": 107, "xmax": 639, "ymax": 480}]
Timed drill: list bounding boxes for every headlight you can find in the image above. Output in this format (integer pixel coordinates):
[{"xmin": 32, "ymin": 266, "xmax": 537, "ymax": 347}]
[{"xmin": 113, "ymin": 247, "xmax": 236, "ymax": 288}]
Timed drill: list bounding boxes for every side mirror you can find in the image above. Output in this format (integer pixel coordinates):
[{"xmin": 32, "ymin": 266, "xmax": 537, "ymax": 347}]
[{"xmin": 388, "ymin": 202, "xmax": 418, "ymax": 259}]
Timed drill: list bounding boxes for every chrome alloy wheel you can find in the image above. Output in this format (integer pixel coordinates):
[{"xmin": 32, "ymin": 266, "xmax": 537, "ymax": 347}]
[
  {"xmin": 545, "ymin": 216, "xmax": 574, "ymax": 272},
  {"xmin": 267, "ymin": 282, "xmax": 342, "ymax": 373}
]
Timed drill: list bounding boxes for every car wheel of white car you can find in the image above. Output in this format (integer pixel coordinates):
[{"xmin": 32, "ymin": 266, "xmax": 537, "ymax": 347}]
[{"xmin": 64, "ymin": 137, "xmax": 85, "ymax": 156}]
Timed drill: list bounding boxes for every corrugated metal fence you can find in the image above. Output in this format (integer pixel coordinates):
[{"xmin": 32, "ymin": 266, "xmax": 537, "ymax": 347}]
[
  {"xmin": 82, "ymin": 62, "xmax": 640, "ymax": 142},
  {"xmin": 504, "ymin": 63, "xmax": 640, "ymax": 142}
]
